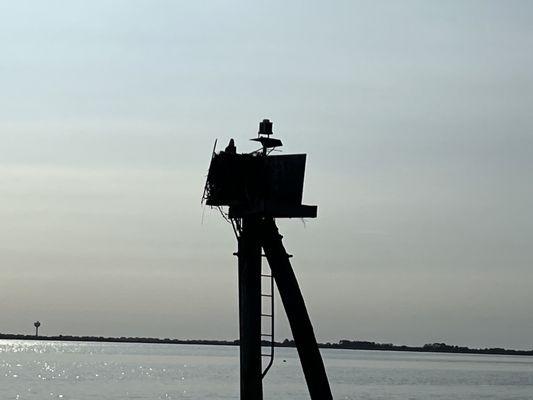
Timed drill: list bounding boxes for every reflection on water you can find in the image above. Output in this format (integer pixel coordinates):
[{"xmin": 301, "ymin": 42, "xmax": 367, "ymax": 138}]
[{"xmin": 1, "ymin": 340, "xmax": 532, "ymax": 399}]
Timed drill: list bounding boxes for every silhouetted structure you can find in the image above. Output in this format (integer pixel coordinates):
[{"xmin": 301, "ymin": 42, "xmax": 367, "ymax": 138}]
[
  {"xmin": 203, "ymin": 120, "xmax": 332, "ymax": 400},
  {"xmin": 34, "ymin": 321, "xmax": 41, "ymax": 337}
]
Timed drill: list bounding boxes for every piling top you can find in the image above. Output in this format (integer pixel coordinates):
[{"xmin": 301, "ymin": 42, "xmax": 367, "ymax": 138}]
[{"xmin": 202, "ymin": 120, "xmax": 317, "ymax": 219}]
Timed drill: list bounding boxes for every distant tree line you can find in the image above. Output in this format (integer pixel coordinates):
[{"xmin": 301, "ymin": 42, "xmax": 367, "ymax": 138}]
[
  {"xmin": 1, "ymin": 333, "xmax": 531, "ymax": 356},
  {"xmin": 313, "ymin": 339, "xmax": 533, "ymax": 356}
]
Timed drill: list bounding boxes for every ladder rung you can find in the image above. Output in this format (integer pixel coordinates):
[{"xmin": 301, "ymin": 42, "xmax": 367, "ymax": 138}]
[{"xmin": 261, "ymin": 257, "xmax": 275, "ymax": 381}]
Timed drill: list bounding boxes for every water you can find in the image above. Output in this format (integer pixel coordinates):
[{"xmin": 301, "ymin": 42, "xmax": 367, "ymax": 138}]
[{"xmin": 1, "ymin": 340, "xmax": 532, "ymax": 399}]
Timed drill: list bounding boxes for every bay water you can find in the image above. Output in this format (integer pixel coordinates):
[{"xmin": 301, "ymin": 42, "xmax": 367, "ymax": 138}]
[{"xmin": 1, "ymin": 340, "xmax": 532, "ymax": 399}]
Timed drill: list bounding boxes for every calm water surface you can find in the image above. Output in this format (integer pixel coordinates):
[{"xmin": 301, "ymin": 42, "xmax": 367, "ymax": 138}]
[{"xmin": 1, "ymin": 340, "xmax": 532, "ymax": 399}]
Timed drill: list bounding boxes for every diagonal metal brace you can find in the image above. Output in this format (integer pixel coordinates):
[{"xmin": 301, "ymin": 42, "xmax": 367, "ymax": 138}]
[{"xmin": 260, "ymin": 217, "xmax": 333, "ymax": 400}]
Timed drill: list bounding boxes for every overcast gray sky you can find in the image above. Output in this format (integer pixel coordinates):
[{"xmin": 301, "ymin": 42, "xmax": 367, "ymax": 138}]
[{"xmin": 1, "ymin": 0, "xmax": 532, "ymax": 349}]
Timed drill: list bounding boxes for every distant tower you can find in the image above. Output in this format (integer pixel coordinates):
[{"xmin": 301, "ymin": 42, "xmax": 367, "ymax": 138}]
[
  {"xmin": 202, "ymin": 120, "xmax": 332, "ymax": 400},
  {"xmin": 34, "ymin": 321, "xmax": 41, "ymax": 337}
]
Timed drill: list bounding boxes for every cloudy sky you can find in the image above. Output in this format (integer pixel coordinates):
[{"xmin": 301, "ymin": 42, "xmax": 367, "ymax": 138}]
[{"xmin": 1, "ymin": 0, "xmax": 532, "ymax": 349}]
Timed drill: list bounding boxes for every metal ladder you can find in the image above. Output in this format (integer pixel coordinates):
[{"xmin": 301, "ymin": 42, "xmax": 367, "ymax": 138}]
[{"xmin": 260, "ymin": 256, "xmax": 274, "ymax": 378}]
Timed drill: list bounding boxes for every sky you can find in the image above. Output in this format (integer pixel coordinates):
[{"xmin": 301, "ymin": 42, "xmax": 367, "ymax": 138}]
[{"xmin": 1, "ymin": 0, "xmax": 532, "ymax": 349}]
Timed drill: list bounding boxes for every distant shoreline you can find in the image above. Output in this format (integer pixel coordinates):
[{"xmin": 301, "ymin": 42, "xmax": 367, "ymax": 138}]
[{"xmin": 1, "ymin": 333, "xmax": 532, "ymax": 356}]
